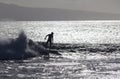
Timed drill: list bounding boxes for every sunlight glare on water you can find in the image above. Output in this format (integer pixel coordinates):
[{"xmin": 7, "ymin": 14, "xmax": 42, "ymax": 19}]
[
  {"xmin": 0, "ymin": 21, "xmax": 120, "ymax": 79},
  {"xmin": 0, "ymin": 21, "xmax": 120, "ymax": 44}
]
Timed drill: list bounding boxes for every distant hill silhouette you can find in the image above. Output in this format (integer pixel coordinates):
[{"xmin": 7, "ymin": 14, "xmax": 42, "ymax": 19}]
[{"xmin": 0, "ymin": 3, "xmax": 120, "ymax": 21}]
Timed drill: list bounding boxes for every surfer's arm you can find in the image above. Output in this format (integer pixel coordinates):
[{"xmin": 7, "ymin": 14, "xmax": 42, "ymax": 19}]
[
  {"xmin": 51, "ymin": 37, "xmax": 54, "ymax": 43},
  {"xmin": 44, "ymin": 34, "xmax": 48, "ymax": 40}
]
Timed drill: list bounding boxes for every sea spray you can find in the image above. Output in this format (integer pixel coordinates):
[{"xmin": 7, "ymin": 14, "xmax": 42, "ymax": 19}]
[{"xmin": 0, "ymin": 31, "xmax": 45, "ymax": 60}]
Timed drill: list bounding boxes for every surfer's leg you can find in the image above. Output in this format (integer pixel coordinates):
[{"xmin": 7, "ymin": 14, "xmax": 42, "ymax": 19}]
[
  {"xmin": 46, "ymin": 40, "xmax": 49, "ymax": 47},
  {"xmin": 50, "ymin": 41, "xmax": 52, "ymax": 48}
]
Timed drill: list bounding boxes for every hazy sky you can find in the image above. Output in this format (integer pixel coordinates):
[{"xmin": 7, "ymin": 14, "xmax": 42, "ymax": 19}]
[{"xmin": 0, "ymin": 0, "xmax": 120, "ymax": 14}]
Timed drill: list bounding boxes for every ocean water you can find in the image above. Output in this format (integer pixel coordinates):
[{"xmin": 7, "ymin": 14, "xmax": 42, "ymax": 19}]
[
  {"xmin": 0, "ymin": 21, "xmax": 120, "ymax": 44},
  {"xmin": 0, "ymin": 21, "xmax": 120, "ymax": 79}
]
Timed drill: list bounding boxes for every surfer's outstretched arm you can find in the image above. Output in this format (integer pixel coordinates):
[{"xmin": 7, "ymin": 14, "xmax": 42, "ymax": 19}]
[{"xmin": 44, "ymin": 34, "xmax": 48, "ymax": 40}]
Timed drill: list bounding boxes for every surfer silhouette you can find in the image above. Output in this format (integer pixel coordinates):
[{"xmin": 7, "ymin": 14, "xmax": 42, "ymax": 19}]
[{"xmin": 44, "ymin": 32, "xmax": 54, "ymax": 47}]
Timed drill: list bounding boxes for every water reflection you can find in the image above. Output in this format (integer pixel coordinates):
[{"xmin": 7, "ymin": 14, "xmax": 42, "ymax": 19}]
[{"xmin": 0, "ymin": 51, "xmax": 120, "ymax": 79}]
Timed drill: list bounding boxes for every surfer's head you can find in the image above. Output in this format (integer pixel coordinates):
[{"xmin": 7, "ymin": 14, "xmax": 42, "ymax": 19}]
[{"xmin": 51, "ymin": 32, "xmax": 54, "ymax": 35}]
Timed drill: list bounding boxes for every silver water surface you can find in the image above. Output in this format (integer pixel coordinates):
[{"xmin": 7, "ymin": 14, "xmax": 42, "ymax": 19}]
[{"xmin": 0, "ymin": 21, "xmax": 120, "ymax": 79}]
